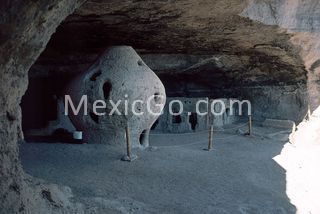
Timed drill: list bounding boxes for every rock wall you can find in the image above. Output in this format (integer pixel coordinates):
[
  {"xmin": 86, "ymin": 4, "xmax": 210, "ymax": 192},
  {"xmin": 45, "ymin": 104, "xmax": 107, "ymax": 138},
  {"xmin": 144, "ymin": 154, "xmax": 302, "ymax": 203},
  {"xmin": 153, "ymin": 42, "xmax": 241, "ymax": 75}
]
[
  {"xmin": 142, "ymin": 54, "xmax": 308, "ymax": 123},
  {"xmin": 27, "ymin": 0, "xmax": 310, "ymax": 123},
  {"xmin": 25, "ymin": 50, "xmax": 309, "ymax": 126},
  {"xmin": 241, "ymin": 0, "xmax": 320, "ymax": 111},
  {"xmin": 0, "ymin": 0, "xmax": 85, "ymax": 213},
  {"xmin": 153, "ymin": 97, "xmax": 240, "ymax": 133}
]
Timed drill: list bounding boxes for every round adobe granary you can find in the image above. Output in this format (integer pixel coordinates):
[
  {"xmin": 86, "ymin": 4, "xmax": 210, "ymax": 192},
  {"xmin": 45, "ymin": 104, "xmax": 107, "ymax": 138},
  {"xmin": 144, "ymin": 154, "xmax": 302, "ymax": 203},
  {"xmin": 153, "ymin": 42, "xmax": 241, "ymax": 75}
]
[{"xmin": 66, "ymin": 46, "xmax": 166, "ymax": 148}]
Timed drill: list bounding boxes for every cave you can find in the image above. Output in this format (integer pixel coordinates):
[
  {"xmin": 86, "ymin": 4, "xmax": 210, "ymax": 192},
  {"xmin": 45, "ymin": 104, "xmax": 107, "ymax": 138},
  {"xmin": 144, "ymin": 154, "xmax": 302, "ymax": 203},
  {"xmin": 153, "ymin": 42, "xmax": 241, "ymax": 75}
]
[{"xmin": 1, "ymin": 0, "xmax": 320, "ymax": 213}]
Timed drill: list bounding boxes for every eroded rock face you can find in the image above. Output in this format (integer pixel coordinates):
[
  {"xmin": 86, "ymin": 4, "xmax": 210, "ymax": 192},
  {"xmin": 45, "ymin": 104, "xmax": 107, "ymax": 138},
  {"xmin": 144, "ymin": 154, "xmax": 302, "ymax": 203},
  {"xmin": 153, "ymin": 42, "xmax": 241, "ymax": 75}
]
[
  {"xmin": 141, "ymin": 53, "xmax": 308, "ymax": 122},
  {"xmin": 28, "ymin": 0, "xmax": 310, "ymax": 123},
  {"xmin": 66, "ymin": 46, "xmax": 166, "ymax": 147},
  {"xmin": 0, "ymin": 0, "xmax": 86, "ymax": 213},
  {"xmin": 241, "ymin": 0, "xmax": 320, "ymax": 111}
]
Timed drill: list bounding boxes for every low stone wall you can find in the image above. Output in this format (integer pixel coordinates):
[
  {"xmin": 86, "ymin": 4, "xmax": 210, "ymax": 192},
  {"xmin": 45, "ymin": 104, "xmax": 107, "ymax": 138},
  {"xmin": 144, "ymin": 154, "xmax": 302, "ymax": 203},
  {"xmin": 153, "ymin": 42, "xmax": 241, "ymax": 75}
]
[{"xmin": 153, "ymin": 97, "xmax": 240, "ymax": 133}]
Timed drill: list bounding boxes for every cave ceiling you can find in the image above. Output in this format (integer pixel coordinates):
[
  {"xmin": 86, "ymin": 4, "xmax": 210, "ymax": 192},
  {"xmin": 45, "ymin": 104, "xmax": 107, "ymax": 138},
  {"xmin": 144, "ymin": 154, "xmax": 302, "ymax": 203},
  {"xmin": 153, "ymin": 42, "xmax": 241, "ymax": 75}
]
[{"xmin": 33, "ymin": 0, "xmax": 307, "ymax": 87}]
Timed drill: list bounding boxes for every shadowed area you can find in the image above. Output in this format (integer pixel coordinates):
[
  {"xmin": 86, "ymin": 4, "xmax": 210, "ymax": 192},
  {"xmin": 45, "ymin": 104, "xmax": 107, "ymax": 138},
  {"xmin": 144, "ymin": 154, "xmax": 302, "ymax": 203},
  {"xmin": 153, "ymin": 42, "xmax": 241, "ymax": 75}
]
[{"xmin": 20, "ymin": 125, "xmax": 296, "ymax": 213}]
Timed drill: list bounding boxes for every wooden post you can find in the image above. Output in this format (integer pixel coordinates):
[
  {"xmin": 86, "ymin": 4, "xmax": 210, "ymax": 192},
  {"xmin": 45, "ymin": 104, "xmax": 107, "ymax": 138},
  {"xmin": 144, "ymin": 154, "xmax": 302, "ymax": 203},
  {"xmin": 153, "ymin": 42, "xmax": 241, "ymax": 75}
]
[
  {"xmin": 125, "ymin": 126, "xmax": 131, "ymax": 158},
  {"xmin": 248, "ymin": 115, "xmax": 252, "ymax": 136},
  {"xmin": 207, "ymin": 125, "xmax": 213, "ymax": 151},
  {"xmin": 121, "ymin": 125, "xmax": 137, "ymax": 161},
  {"xmin": 206, "ymin": 98, "xmax": 210, "ymax": 129}
]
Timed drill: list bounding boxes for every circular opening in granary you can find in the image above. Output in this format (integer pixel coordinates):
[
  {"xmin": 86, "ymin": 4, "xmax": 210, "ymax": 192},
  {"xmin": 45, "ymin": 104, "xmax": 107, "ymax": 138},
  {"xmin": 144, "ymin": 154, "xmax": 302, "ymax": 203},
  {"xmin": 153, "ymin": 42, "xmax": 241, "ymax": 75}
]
[
  {"xmin": 153, "ymin": 92, "xmax": 161, "ymax": 103},
  {"xmin": 137, "ymin": 60, "xmax": 143, "ymax": 66},
  {"xmin": 103, "ymin": 81, "xmax": 112, "ymax": 100}
]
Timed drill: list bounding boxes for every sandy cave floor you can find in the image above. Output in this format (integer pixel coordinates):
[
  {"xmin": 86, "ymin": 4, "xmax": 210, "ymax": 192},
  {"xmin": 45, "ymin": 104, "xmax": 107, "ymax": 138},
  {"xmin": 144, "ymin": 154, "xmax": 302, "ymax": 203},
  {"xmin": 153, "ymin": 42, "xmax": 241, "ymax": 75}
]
[{"xmin": 19, "ymin": 122, "xmax": 320, "ymax": 214}]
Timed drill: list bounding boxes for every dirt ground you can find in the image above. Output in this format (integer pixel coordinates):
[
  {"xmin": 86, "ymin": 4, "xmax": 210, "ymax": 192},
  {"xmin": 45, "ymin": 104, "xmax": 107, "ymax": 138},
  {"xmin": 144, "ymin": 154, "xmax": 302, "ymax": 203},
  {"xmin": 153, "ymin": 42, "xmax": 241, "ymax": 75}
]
[{"xmin": 19, "ymin": 119, "xmax": 320, "ymax": 214}]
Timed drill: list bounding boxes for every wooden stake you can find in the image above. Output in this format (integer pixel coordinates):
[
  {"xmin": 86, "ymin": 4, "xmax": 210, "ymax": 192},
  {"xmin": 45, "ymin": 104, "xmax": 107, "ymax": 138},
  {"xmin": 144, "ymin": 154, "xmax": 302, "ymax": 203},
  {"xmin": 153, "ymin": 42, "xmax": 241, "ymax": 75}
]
[
  {"xmin": 121, "ymin": 125, "xmax": 137, "ymax": 161},
  {"xmin": 207, "ymin": 125, "xmax": 213, "ymax": 151},
  {"xmin": 248, "ymin": 115, "xmax": 252, "ymax": 136},
  {"xmin": 206, "ymin": 99, "xmax": 210, "ymax": 128},
  {"xmin": 125, "ymin": 126, "xmax": 131, "ymax": 158}
]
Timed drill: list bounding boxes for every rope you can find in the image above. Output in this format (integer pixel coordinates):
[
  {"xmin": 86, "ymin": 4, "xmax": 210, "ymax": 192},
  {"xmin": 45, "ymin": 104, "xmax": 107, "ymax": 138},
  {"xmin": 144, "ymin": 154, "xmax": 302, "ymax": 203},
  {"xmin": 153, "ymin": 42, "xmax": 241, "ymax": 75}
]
[
  {"xmin": 153, "ymin": 139, "xmax": 209, "ymax": 148},
  {"xmin": 152, "ymin": 133, "xmax": 242, "ymax": 148},
  {"xmin": 146, "ymin": 122, "xmax": 249, "ymax": 136},
  {"xmin": 84, "ymin": 122, "xmax": 249, "ymax": 137},
  {"xmin": 212, "ymin": 122, "xmax": 249, "ymax": 132}
]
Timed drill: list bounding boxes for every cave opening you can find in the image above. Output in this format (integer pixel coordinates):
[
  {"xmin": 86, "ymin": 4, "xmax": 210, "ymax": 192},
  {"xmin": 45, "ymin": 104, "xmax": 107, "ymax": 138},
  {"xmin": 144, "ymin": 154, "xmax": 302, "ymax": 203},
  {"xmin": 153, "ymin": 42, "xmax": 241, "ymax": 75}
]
[
  {"xmin": 172, "ymin": 115, "xmax": 182, "ymax": 124},
  {"xmin": 3, "ymin": 0, "xmax": 320, "ymax": 213},
  {"xmin": 188, "ymin": 112, "xmax": 198, "ymax": 131},
  {"xmin": 21, "ymin": 74, "xmax": 77, "ymax": 143}
]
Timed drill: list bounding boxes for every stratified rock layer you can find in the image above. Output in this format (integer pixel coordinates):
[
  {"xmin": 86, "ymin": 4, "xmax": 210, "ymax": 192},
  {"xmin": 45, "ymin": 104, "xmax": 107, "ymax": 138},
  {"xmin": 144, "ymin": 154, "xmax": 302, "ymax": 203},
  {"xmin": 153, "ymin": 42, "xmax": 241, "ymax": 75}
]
[
  {"xmin": 30, "ymin": 0, "xmax": 310, "ymax": 122},
  {"xmin": 242, "ymin": 0, "xmax": 320, "ymax": 110}
]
